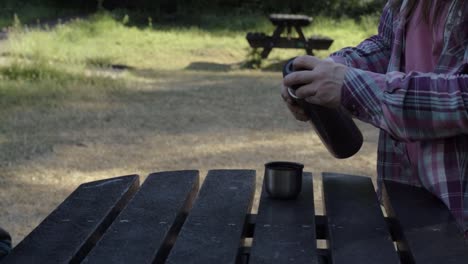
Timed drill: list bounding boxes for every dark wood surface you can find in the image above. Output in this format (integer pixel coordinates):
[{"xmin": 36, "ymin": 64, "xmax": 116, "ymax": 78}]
[
  {"xmin": 269, "ymin": 14, "xmax": 312, "ymax": 26},
  {"xmin": 3, "ymin": 175, "xmax": 139, "ymax": 264},
  {"xmin": 246, "ymin": 36, "xmax": 333, "ymax": 50},
  {"xmin": 82, "ymin": 171, "xmax": 199, "ymax": 264},
  {"xmin": 6, "ymin": 170, "xmax": 468, "ymax": 263},
  {"xmin": 165, "ymin": 170, "xmax": 256, "ymax": 264},
  {"xmin": 322, "ymin": 173, "xmax": 399, "ymax": 264},
  {"xmin": 383, "ymin": 180, "xmax": 468, "ymax": 264},
  {"xmin": 249, "ymin": 172, "xmax": 318, "ymax": 264}
]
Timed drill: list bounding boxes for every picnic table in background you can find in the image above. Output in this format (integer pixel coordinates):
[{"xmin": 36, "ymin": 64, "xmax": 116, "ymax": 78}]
[
  {"xmin": 246, "ymin": 14, "xmax": 334, "ymax": 59},
  {"xmin": 2, "ymin": 169, "xmax": 468, "ymax": 264}
]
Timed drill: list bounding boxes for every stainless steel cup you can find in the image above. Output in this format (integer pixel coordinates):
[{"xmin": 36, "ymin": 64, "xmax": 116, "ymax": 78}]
[{"xmin": 264, "ymin": 161, "xmax": 304, "ymax": 199}]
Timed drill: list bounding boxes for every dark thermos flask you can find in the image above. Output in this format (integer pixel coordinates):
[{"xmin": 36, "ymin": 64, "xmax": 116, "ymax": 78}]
[{"xmin": 283, "ymin": 58, "xmax": 363, "ymax": 159}]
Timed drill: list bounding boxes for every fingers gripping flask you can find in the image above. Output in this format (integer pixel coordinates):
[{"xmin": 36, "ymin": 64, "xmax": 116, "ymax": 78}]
[{"xmin": 283, "ymin": 58, "xmax": 363, "ymax": 159}]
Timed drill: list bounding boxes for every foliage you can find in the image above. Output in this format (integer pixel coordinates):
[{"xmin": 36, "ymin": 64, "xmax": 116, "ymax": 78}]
[
  {"xmin": 0, "ymin": 0, "xmax": 387, "ymax": 22},
  {"xmin": 0, "ymin": 1, "xmax": 81, "ymax": 28}
]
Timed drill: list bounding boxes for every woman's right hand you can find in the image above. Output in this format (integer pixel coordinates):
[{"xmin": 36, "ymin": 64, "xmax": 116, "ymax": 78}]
[{"xmin": 281, "ymin": 84, "xmax": 309, "ymax": 122}]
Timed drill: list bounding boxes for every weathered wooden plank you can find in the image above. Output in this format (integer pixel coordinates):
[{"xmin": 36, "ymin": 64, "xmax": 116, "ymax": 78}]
[
  {"xmin": 322, "ymin": 173, "xmax": 399, "ymax": 264},
  {"xmin": 165, "ymin": 170, "xmax": 255, "ymax": 264},
  {"xmin": 383, "ymin": 180, "xmax": 468, "ymax": 264},
  {"xmin": 246, "ymin": 37, "xmax": 332, "ymax": 50},
  {"xmin": 3, "ymin": 175, "xmax": 139, "ymax": 264},
  {"xmin": 249, "ymin": 172, "xmax": 318, "ymax": 264},
  {"xmin": 269, "ymin": 14, "xmax": 312, "ymax": 27},
  {"xmin": 82, "ymin": 170, "xmax": 199, "ymax": 264}
]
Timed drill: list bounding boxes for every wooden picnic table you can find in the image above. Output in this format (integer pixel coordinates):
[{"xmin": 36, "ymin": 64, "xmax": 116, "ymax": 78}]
[
  {"xmin": 246, "ymin": 14, "xmax": 334, "ymax": 59},
  {"xmin": 2, "ymin": 169, "xmax": 468, "ymax": 263}
]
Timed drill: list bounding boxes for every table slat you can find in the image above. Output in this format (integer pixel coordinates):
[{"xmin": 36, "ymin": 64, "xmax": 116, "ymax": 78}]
[
  {"xmin": 165, "ymin": 170, "xmax": 256, "ymax": 264},
  {"xmin": 249, "ymin": 172, "xmax": 319, "ymax": 264},
  {"xmin": 82, "ymin": 170, "xmax": 199, "ymax": 264},
  {"xmin": 383, "ymin": 180, "xmax": 468, "ymax": 264},
  {"xmin": 4, "ymin": 175, "xmax": 139, "ymax": 264},
  {"xmin": 323, "ymin": 173, "xmax": 399, "ymax": 264},
  {"xmin": 269, "ymin": 14, "xmax": 312, "ymax": 27}
]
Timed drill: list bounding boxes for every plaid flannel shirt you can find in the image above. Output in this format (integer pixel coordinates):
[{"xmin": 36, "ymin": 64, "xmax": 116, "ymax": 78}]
[{"xmin": 330, "ymin": 0, "xmax": 468, "ymax": 231}]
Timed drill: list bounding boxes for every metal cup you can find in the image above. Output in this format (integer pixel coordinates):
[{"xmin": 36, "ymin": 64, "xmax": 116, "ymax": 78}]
[{"xmin": 264, "ymin": 161, "xmax": 304, "ymax": 199}]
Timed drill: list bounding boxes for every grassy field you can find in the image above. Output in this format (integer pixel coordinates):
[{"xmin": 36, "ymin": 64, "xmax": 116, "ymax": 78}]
[{"xmin": 0, "ymin": 11, "xmax": 380, "ymax": 244}]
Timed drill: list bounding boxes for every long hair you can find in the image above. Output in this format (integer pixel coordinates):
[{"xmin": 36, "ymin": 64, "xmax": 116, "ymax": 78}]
[{"xmin": 391, "ymin": 0, "xmax": 448, "ymax": 27}]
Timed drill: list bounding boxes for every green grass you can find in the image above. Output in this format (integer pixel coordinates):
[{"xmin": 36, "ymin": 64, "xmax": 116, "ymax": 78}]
[
  {"xmin": 0, "ymin": 62, "xmax": 127, "ymax": 113},
  {"xmin": 0, "ymin": 11, "xmax": 378, "ymax": 112},
  {"xmin": 3, "ymin": 12, "xmax": 255, "ymax": 69},
  {"xmin": 2, "ymin": 12, "xmax": 378, "ymax": 67}
]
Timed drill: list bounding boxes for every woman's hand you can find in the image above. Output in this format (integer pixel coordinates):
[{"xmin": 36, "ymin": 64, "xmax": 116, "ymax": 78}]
[{"xmin": 283, "ymin": 56, "xmax": 348, "ymax": 109}]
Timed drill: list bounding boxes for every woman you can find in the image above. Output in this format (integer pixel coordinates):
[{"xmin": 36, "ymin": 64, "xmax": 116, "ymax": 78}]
[{"xmin": 282, "ymin": 0, "xmax": 468, "ymax": 233}]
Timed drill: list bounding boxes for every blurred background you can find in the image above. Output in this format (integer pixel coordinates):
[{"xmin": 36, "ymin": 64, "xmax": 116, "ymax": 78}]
[{"xmin": 0, "ymin": 0, "xmax": 384, "ymax": 245}]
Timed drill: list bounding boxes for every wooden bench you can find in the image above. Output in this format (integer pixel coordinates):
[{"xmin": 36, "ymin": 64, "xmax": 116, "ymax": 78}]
[
  {"xmin": 2, "ymin": 170, "xmax": 468, "ymax": 263},
  {"xmin": 246, "ymin": 14, "xmax": 333, "ymax": 59}
]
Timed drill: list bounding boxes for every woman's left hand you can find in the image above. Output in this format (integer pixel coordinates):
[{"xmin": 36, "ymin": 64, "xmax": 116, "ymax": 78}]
[{"xmin": 283, "ymin": 56, "xmax": 348, "ymax": 109}]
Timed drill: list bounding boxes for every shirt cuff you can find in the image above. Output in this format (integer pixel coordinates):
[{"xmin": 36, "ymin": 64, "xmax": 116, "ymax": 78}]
[
  {"xmin": 340, "ymin": 67, "xmax": 384, "ymax": 124},
  {"xmin": 328, "ymin": 55, "xmax": 348, "ymax": 66}
]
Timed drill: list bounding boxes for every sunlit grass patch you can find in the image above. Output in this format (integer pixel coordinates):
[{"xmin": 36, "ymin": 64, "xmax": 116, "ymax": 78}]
[
  {"xmin": 0, "ymin": 60, "xmax": 66, "ymax": 81},
  {"xmin": 1, "ymin": 12, "xmax": 378, "ymax": 71},
  {"xmin": 2, "ymin": 13, "xmax": 249, "ymax": 70},
  {"xmin": 0, "ymin": 65, "xmax": 127, "ymax": 112}
]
